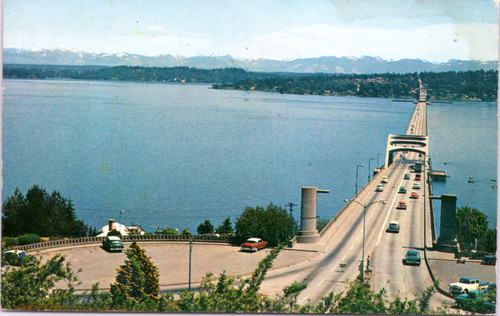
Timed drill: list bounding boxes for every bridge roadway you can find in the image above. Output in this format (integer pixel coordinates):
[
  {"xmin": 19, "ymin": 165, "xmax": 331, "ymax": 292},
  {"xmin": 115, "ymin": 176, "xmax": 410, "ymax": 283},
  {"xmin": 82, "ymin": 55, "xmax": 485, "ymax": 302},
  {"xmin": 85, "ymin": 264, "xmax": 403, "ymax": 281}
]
[{"xmin": 258, "ymin": 97, "xmax": 437, "ymax": 305}]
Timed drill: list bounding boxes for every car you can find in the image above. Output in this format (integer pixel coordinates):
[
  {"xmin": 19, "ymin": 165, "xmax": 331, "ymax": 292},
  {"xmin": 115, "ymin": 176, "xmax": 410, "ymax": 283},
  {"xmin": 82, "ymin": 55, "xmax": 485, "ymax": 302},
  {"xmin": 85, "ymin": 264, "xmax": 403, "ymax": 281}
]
[
  {"xmin": 404, "ymin": 173, "xmax": 410, "ymax": 180},
  {"xmin": 410, "ymin": 191, "xmax": 419, "ymax": 199},
  {"xmin": 102, "ymin": 236, "xmax": 124, "ymax": 252},
  {"xmin": 449, "ymin": 277, "xmax": 489, "ymax": 296},
  {"xmin": 380, "ymin": 176, "xmax": 389, "ymax": 183},
  {"xmin": 240, "ymin": 238, "xmax": 268, "ymax": 252},
  {"xmin": 398, "ymin": 186, "xmax": 406, "ymax": 194},
  {"xmin": 403, "ymin": 250, "xmax": 421, "ymax": 265},
  {"xmin": 2, "ymin": 249, "xmax": 32, "ymax": 266},
  {"xmin": 386, "ymin": 221, "xmax": 400, "ymax": 233},
  {"xmin": 485, "ymin": 283, "xmax": 496, "ymax": 293},
  {"xmin": 482, "ymin": 255, "xmax": 496, "ymax": 265},
  {"xmin": 396, "ymin": 201, "xmax": 407, "ymax": 209},
  {"xmin": 415, "ymin": 174, "xmax": 421, "ymax": 181},
  {"xmin": 455, "ymin": 290, "xmax": 496, "ymax": 313},
  {"xmin": 375, "ymin": 184, "xmax": 384, "ymax": 192},
  {"xmin": 412, "ymin": 183, "xmax": 421, "ymax": 190}
]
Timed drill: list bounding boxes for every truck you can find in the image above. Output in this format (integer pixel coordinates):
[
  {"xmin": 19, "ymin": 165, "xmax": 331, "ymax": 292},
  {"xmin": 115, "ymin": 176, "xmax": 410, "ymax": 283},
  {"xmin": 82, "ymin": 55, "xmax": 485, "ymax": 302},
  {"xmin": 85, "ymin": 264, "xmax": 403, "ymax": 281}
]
[{"xmin": 449, "ymin": 277, "xmax": 489, "ymax": 296}]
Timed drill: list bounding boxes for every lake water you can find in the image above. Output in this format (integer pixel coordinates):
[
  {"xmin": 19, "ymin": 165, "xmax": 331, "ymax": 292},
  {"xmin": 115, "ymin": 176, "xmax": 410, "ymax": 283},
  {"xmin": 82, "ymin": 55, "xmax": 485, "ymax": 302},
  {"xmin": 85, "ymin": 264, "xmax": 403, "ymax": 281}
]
[{"xmin": 2, "ymin": 79, "xmax": 497, "ymax": 233}]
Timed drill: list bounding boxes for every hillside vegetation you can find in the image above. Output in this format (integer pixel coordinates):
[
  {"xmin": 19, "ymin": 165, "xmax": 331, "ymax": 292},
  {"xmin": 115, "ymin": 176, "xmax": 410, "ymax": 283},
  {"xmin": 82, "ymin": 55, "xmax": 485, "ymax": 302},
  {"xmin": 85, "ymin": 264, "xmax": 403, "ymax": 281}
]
[{"xmin": 4, "ymin": 64, "xmax": 497, "ymax": 101}]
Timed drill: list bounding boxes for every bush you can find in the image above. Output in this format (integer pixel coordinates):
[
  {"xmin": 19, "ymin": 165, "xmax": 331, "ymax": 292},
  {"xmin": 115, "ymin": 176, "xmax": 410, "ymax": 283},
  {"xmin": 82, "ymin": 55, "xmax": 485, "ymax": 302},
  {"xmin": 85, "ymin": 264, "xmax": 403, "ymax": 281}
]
[
  {"xmin": 17, "ymin": 233, "xmax": 41, "ymax": 245},
  {"xmin": 316, "ymin": 218, "xmax": 330, "ymax": 232},
  {"xmin": 2, "ymin": 237, "xmax": 18, "ymax": 248},
  {"xmin": 161, "ymin": 227, "xmax": 178, "ymax": 235},
  {"xmin": 107, "ymin": 229, "xmax": 122, "ymax": 237},
  {"xmin": 181, "ymin": 229, "xmax": 191, "ymax": 235}
]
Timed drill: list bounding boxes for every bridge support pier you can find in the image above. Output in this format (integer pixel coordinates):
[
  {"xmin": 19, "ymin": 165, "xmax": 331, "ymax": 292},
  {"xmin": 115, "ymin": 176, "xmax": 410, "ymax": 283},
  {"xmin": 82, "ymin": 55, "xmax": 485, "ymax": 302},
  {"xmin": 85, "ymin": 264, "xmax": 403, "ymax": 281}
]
[
  {"xmin": 430, "ymin": 194, "xmax": 460, "ymax": 253},
  {"xmin": 296, "ymin": 187, "xmax": 329, "ymax": 243}
]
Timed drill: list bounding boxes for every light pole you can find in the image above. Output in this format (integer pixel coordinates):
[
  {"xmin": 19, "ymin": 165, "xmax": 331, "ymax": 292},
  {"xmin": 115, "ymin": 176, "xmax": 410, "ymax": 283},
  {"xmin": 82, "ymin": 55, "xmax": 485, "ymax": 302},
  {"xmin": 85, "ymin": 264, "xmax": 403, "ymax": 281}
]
[
  {"xmin": 355, "ymin": 164, "xmax": 364, "ymax": 195},
  {"xmin": 368, "ymin": 157, "xmax": 375, "ymax": 182},
  {"xmin": 119, "ymin": 210, "xmax": 126, "ymax": 234},
  {"xmin": 189, "ymin": 238, "xmax": 193, "ymax": 291},
  {"xmin": 377, "ymin": 152, "xmax": 383, "ymax": 170},
  {"xmin": 344, "ymin": 199, "xmax": 386, "ymax": 283}
]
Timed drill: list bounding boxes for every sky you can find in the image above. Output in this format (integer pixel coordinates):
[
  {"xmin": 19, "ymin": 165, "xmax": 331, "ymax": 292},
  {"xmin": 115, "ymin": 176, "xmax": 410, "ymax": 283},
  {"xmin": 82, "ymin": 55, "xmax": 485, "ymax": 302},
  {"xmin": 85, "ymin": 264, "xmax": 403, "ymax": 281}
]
[{"xmin": 3, "ymin": 0, "xmax": 499, "ymax": 62}]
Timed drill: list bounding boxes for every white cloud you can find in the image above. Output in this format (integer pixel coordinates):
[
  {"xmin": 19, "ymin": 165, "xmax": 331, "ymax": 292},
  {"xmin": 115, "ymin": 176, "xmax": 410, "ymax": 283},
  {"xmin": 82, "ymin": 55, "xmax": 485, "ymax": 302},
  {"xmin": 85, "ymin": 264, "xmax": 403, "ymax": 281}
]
[
  {"xmin": 224, "ymin": 23, "xmax": 497, "ymax": 62},
  {"xmin": 5, "ymin": 21, "xmax": 497, "ymax": 62}
]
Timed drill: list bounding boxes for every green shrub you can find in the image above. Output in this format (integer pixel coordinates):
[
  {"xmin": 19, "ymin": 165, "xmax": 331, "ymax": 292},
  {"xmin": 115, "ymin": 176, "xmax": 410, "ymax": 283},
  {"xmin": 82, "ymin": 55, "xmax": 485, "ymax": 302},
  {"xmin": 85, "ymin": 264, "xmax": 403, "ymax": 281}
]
[
  {"xmin": 161, "ymin": 227, "xmax": 178, "ymax": 235},
  {"xmin": 2, "ymin": 237, "xmax": 19, "ymax": 248},
  {"xmin": 17, "ymin": 234, "xmax": 40, "ymax": 245},
  {"xmin": 107, "ymin": 229, "xmax": 122, "ymax": 237}
]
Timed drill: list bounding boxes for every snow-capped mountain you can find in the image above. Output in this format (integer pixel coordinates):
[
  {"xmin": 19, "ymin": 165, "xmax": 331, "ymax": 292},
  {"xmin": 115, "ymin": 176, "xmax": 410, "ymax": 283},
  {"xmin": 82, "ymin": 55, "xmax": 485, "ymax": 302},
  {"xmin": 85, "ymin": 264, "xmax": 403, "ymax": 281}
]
[{"xmin": 3, "ymin": 48, "xmax": 497, "ymax": 74}]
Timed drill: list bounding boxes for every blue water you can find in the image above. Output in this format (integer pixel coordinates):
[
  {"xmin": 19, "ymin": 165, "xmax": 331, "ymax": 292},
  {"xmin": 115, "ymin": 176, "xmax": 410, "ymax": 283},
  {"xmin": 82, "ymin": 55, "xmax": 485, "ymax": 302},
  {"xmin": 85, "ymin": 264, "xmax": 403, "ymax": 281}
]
[
  {"xmin": 2, "ymin": 79, "xmax": 496, "ymax": 233},
  {"xmin": 428, "ymin": 101, "xmax": 498, "ymax": 228}
]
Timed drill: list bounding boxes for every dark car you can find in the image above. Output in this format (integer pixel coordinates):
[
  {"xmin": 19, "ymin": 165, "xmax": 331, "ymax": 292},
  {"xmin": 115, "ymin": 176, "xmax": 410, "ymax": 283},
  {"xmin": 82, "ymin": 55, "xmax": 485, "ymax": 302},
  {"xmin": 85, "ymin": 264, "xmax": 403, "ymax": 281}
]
[
  {"xmin": 403, "ymin": 250, "xmax": 421, "ymax": 266},
  {"xmin": 2, "ymin": 250, "xmax": 35, "ymax": 266},
  {"xmin": 386, "ymin": 221, "xmax": 400, "ymax": 233},
  {"xmin": 398, "ymin": 186, "xmax": 407, "ymax": 194},
  {"xmin": 102, "ymin": 236, "xmax": 124, "ymax": 252},
  {"xmin": 482, "ymin": 255, "xmax": 496, "ymax": 265},
  {"xmin": 455, "ymin": 290, "xmax": 496, "ymax": 313},
  {"xmin": 404, "ymin": 173, "xmax": 410, "ymax": 180}
]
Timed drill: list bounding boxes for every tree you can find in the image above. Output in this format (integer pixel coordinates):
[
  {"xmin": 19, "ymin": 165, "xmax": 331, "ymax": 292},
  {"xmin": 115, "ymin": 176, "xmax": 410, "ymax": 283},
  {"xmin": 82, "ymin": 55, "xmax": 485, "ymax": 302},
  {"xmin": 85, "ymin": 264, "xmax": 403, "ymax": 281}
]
[
  {"xmin": 1, "ymin": 254, "xmax": 79, "ymax": 309},
  {"xmin": 110, "ymin": 241, "xmax": 160, "ymax": 304},
  {"xmin": 2, "ymin": 185, "xmax": 89, "ymax": 238},
  {"xmin": 197, "ymin": 220, "xmax": 214, "ymax": 235},
  {"xmin": 316, "ymin": 217, "xmax": 330, "ymax": 232},
  {"xmin": 216, "ymin": 217, "xmax": 233, "ymax": 234},
  {"xmin": 455, "ymin": 206, "xmax": 493, "ymax": 252},
  {"xmin": 235, "ymin": 204, "xmax": 298, "ymax": 247}
]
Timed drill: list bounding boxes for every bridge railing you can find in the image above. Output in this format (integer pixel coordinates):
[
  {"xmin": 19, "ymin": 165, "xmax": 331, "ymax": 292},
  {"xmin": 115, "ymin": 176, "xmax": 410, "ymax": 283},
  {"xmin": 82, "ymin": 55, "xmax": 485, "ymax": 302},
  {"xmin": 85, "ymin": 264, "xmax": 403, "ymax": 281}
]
[
  {"xmin": 15, "ymin": 234, "xmax": 231, "ymax": 252},
  {"xmin": 319, "ymin": 166, "xmax": 385, "ymax": 238}
]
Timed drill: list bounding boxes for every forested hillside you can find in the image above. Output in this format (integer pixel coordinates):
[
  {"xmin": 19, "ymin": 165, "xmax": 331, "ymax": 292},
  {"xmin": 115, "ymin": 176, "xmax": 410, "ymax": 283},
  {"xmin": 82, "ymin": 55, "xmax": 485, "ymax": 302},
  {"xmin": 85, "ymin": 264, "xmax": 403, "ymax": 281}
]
[
  {"xmin": 3, "ymin": 64, "xmax": 293, "ymax": 83},
  {"xmin": 4, "ymin": 64, "xmax": 497, "ymax": 101},
  {"xmin": 213, "ymin": 70, "xmax": 498, "ymax": 102}
]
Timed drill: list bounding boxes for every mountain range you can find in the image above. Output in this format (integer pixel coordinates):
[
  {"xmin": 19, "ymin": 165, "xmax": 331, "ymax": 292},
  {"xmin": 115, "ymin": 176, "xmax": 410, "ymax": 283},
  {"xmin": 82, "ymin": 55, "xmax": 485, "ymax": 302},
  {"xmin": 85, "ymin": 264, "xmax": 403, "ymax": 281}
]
[{"xmin": 4, "ymin": 48, "xmax": 498, "ymax": 74}]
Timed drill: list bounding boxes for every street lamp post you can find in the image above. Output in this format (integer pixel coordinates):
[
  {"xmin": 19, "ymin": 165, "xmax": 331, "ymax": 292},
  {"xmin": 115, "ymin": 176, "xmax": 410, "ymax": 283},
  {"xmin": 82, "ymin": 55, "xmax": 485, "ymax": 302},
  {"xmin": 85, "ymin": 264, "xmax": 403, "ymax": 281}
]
[
  {"xmin": 368, "ymin": 157, "xmax": 375, "ymax": 181},
  {"xmin": 377, "ymin": 152, "xmax": 383, "ymax": 170},
  {"xmin": 355, "ymin": 164, "xmax": 364, "ymax": 195},
  {"xmin": 189, "ymin": 238, "xmax": 193, "ymax": 291},
  {"xmin": 345, "ymin": 199, "xmax": 386, "ymax": 283}
]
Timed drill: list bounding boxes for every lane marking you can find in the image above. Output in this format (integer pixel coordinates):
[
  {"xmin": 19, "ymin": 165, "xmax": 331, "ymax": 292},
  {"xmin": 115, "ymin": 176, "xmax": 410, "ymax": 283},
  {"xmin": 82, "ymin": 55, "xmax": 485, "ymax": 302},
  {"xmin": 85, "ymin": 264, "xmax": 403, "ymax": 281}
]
[{"xmin": 375, "ymin": 165, "xmax": 409, "ymax": 247}]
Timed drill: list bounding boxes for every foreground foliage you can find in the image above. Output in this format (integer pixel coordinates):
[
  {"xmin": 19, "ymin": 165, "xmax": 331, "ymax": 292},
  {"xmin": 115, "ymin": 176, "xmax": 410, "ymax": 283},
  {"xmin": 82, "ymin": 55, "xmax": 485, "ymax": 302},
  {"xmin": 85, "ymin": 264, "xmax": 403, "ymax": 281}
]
[
  {"xmin": 110, "ymin": 241, "xmax": 160, "ymax": 304},
  {"xmin": 2, "ymin": 241, "xmax": 453, "ymax": 313}
]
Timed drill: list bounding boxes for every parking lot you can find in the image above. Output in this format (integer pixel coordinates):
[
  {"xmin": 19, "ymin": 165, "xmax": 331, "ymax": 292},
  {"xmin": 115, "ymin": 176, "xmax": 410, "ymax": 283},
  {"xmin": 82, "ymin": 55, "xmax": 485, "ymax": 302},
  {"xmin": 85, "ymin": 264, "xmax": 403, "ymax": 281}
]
[{"xmin": 34, "ymin": 241, "xmax": 317, "ymax": 293}]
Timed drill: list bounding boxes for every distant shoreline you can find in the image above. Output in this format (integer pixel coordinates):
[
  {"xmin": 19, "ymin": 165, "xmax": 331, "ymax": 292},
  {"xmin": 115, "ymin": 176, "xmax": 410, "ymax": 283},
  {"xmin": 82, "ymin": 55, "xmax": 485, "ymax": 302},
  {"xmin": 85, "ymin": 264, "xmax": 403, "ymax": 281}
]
[{"xmin": 4, "ymin": 64, "xmax": 498, "ymax": 102}]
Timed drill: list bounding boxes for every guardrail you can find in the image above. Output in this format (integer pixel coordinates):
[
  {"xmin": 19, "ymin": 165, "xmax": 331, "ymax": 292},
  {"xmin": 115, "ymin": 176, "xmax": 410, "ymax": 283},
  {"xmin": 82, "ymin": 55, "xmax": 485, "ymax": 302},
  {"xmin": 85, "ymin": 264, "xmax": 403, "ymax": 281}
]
[
  {"xmin": 320, "ymin": 166, "xmax": 385, "ymax": 238},
  {"xmin": 15, "ymin": 234, "xmax": 231, "ymax": 252}
]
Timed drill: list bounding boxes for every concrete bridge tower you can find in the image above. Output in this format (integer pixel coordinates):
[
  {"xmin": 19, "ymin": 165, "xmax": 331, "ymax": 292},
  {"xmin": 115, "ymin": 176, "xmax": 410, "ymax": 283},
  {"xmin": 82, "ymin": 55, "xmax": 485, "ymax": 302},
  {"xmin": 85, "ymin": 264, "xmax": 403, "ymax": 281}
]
[
  {"xmin": 297, "ymin": 187, "xmax": 329, "ymax": 243},
  {"xmin": 431, "ymin": 194, "xmax": 459, "ymax": 252}
]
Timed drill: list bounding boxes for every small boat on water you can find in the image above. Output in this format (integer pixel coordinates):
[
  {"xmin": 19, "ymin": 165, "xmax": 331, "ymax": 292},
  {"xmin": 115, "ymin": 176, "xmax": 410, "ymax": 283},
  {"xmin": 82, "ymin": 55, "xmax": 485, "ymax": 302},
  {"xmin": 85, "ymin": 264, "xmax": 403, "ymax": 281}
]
[{"xmin": 468, "ymin": 176, "xmax": 475, "ymax": 183}]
